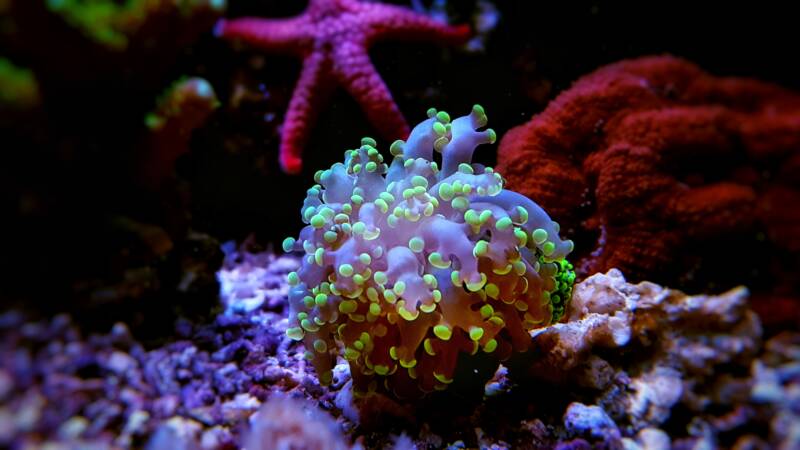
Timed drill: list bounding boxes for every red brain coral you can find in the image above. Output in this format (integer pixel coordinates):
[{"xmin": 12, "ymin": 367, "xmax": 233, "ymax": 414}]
[{"xmin": 497, "ymin": 56, "xmax": 800, "ymax": 317}]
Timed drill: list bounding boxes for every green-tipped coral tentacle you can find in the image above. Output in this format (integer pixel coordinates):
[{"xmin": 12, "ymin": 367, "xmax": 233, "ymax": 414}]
[
  {"xmin": 440, "ymin": 104, "xmax": 496, "ymax": 177},
  {"xmin": 471, "ymin": 189, "xmax": 574, "ymax": 261}
]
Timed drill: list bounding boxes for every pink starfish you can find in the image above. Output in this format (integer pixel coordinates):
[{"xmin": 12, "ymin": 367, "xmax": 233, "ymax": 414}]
[{"xmin": 216, "ymin": 0, "xmax": 471, "ymax": 174}]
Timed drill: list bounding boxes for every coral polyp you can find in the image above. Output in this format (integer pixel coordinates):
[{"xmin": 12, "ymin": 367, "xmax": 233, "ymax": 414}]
[{"xmin": 283, "ymin": 106, "xmax": 575, "ymax": 398}]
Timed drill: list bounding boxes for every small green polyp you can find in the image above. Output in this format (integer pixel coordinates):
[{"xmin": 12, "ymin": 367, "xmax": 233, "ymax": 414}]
[
  {"xmin": 428, "ymin": 252, "xmax": 450, "ymax": 269},
  {"xmin": 411, "ymin": 175, "xmax": 428, "ymax": 188},
  {"xmin": 473, "ymin": 240, "xmax": 489, "ymax": 257},
  {"xmin": 281, "ymin": 237, "xmax": 295, "ymax": 252},
  {"xmin": 408, "ymin": 237, "xmax": 425, "ymax": 253},
  {"xmin": 390, "ymin": 140, "xmax": 404, "ymax": 156},
  {"xmin": 495, "ymin": 217, "xmax": 512, "ymax": 230},
  {"xmin": 469, "ymin": 326, "xmax": 484, "ymax": 341},
  {"xmin": 359, "ymin": 253, "xmax": 372, "ymax": 265},
  {"xmin": 532, "ymin": 228, "xmax": 548, "ymax": 244},
  {"xmin": 286, "ymin": 327, "xmax": 304, "ymax": 341},
  {"xmin": 369, "ymin": 302, "xmax": 381, "ymax": 316},
  {"xmin": 310, "ymin": 214, "xmax": 325, "ymax": 228},
  {"xmin": 434, "ymin": 324, "xmax": 452, "ymax": 340},
  {"xmin": 338, "ymin": 264, "xmax": 354, "ymax": 277},
  {"xmin": 338, "ymin": 300, "xmax": 357, "ymax": 314}
]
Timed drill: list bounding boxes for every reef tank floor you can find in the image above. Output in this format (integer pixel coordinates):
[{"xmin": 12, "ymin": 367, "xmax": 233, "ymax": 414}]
[{"xmin": 1, "ymin": 1, "xmax": 798, "ymax": 449}]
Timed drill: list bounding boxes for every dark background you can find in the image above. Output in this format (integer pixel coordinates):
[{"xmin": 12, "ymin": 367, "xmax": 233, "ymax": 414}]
[{"xmin": 1, "ymin": 0, "xmax": 797, "ymax": 325}]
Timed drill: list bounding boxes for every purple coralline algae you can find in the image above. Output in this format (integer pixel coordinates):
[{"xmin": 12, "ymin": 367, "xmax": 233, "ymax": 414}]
[
  {"xmin": 511, "ymin": 269, "xmax": 796, "ymax": 449},
  {"xmin": 0, "ymin": 242, "xmax": 312, "ymax": 449},
  {"xmin": 244, "ymin": 395, "xmax": 350, "ymax": 450}
]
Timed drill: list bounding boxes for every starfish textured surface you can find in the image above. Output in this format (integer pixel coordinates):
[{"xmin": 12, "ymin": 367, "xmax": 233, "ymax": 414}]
[{"xmin": 216, "ymin": 0, "xmax": 471, "ymax": 174}]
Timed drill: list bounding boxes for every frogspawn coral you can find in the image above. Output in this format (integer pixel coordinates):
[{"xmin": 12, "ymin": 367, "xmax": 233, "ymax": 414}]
[{"xmin": 282, "ymin": 106, "xmax": 575, "ymax": 398}]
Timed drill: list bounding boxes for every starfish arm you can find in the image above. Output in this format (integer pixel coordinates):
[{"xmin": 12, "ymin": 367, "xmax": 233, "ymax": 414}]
[
  {"xmin": 215, "ymin": 16, "xmax": 311, "ymax": 54},
  {"xmin": 280, "ymin": 51, "xmax": 336, "ymax": 174},
  {"xmin": 334, "ymin": 44, "xmax": 410, "ymax": 142},
  {"xmin": 357, "ymin": 3, "xmax": 471, "ymax": 45}
]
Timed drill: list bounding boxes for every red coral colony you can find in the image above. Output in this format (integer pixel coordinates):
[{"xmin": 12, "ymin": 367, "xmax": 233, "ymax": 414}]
[
  {"xmin": 497, "ymin": 56, "xmax": 800, "ymax": 328},
  {"xmin": 1, "ymin": 2, "xmax": 799, "ymax": 450}
]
